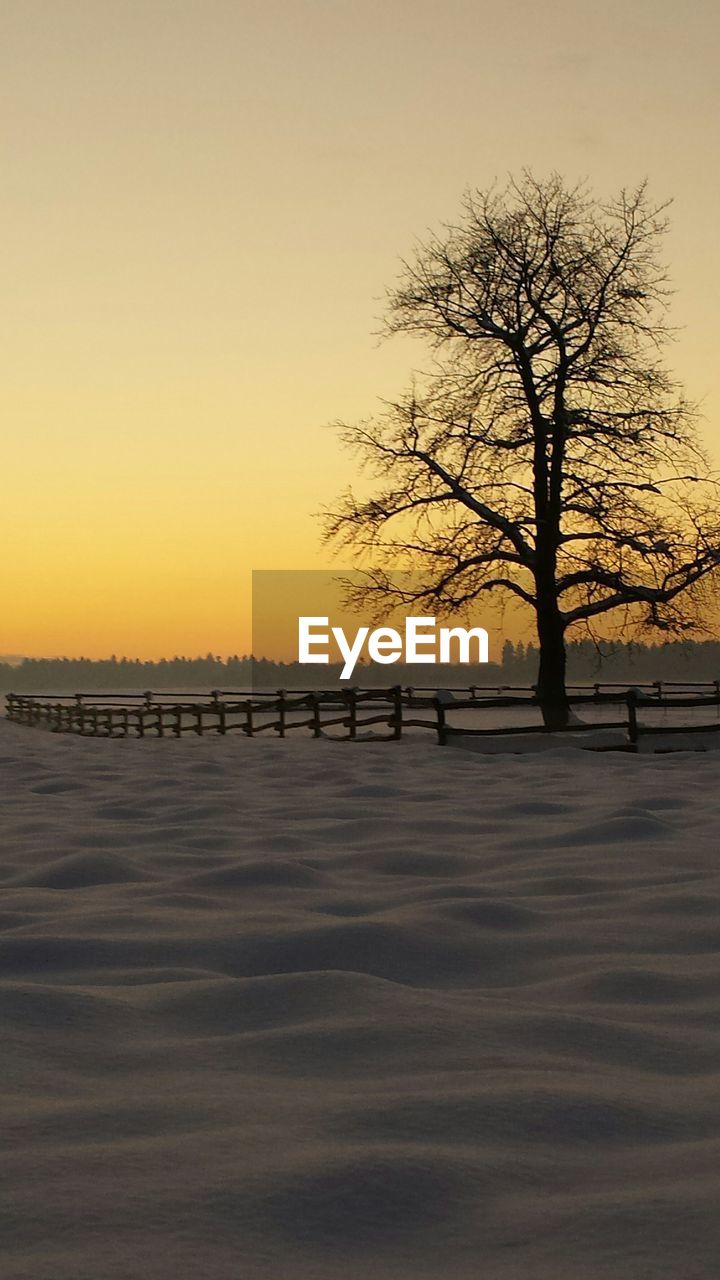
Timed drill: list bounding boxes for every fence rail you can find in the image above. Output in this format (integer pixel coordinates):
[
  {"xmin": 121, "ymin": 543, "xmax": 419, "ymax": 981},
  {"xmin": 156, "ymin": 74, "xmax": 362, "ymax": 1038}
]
[{"xmin": 5, "ymin": 684, "xmax": 720, "ymax": 749}]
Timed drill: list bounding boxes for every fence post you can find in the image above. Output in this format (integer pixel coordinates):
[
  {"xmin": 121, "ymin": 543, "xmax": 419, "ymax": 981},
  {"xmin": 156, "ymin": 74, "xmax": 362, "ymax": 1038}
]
[
  {"xmin": 392, "ymin": 685, "xmax": 403, "ymax": 740},
  {"xmin": 211, "ymin": 689, "xmax": 225, "ymax": 735},
  {"xmin": 277, "ymin": 690, "xmax": 286, "ymax": 738},
  {"xmin": 245, "ymin": 699, "xmax": 254, "ymax": 737},
  {"xmin": 435, "ymin": 696, "xmax": 447, "ymax": 746},
  {"xmin": 626, "ymin": 688, "xmax": 639, "ymax": 748},
  {"xmin": 310, "ymin": 693, "xmax": 321, "ymax": 738},
  {"xmin": 347, "ymin": 688, "xmax": 357, "ymax": 740},
  {"xmin": 174, "ymin": 705, "xmax": 182, "ymax": 737}
]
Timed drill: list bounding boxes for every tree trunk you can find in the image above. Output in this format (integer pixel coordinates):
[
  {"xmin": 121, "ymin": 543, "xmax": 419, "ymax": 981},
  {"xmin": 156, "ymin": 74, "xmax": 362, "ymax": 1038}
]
[{"xmin": 535, "ymin": 600, "xmax": 570, "ymax": 730}]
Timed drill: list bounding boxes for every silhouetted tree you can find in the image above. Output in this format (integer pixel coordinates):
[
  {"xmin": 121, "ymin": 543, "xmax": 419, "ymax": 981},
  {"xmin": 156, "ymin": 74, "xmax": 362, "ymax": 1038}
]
[{"xmin": 326, "ymin": 173, "xmax": 720, "ymax": 726}]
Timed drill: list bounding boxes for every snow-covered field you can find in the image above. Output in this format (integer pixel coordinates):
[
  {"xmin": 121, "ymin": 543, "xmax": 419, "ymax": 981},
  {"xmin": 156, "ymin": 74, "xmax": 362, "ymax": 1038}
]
[{"xmin": 2, "ymin": 716, "xmax": 720, "ymax": 1279}]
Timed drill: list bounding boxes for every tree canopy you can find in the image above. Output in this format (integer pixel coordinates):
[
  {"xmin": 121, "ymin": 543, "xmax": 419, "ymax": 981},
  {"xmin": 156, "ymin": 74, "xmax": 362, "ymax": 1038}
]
[{"xmin": 325, "ymin": 173, "xmax": 720, "ymax": 724}]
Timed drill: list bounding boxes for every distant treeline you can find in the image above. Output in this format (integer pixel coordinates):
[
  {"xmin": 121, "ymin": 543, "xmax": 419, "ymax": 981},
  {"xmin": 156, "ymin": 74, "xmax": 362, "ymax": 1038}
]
[
  {"xmin": 2, "ymin": 638, "xmax": 720, "ymax": 692},
  {"xmin": 500, "ymin": 638, "xmax": 720, "ymax": 684}
]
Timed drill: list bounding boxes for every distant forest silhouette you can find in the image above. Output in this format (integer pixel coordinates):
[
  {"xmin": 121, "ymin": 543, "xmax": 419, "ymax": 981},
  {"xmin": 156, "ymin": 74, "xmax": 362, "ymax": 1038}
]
[{"xmin": 2, "ymin": 638, "xmax": 720, "ymax": 692}]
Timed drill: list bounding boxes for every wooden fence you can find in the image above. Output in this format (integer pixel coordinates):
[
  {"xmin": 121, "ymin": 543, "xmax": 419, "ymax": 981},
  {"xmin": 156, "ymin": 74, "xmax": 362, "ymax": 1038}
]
[{"xmin": 5, "ymin": 684, "xmax": 720, "ymax": 749}]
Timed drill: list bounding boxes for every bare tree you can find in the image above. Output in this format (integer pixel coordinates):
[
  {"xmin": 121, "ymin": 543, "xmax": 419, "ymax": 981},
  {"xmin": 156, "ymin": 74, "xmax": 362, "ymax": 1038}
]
[{"xmin": 325, "ymin": 173, "xmax": 720, "ymax": 727}]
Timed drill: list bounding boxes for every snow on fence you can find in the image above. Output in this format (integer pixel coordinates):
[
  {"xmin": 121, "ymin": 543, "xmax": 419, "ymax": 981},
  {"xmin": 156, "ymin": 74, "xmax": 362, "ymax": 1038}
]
[{"xmin": 6, "ymin": 683, "xmax": 720, "ymax": 749}]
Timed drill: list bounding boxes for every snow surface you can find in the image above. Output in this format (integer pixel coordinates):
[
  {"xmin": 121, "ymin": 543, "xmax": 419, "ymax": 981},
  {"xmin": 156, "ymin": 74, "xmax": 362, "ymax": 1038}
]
[{"xmin": 1, "ymin": 717, "xmax": 720, "ymax": 1278}]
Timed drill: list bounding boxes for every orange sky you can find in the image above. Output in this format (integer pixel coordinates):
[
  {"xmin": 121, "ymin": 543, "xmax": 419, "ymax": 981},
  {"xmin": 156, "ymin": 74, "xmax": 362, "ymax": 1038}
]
[{"xmin": 2, "ymin": 0, "xmax": 719, "ymax": 658}]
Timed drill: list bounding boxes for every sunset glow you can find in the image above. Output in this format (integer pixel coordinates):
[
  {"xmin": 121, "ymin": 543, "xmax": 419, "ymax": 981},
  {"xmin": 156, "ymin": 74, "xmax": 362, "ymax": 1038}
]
[{"xmin": 2, "ymin": 0, "xmax": 718, "ymax": 656}]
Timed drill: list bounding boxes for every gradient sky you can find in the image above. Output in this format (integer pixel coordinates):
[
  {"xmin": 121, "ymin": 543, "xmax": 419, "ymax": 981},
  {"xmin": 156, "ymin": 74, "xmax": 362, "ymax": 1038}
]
[{"xmin": 2, "ymin": 0, "xmax": 719, "ymax": 658}]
